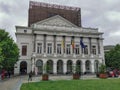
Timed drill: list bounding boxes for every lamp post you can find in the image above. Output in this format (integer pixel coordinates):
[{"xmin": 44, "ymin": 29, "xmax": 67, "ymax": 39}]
[{"xmin": 32, "ymin": 52, "xmax": 36, "ymax": 74}]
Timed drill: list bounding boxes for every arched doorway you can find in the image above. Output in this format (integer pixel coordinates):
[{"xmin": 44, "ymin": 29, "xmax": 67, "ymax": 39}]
[
  {"xmin": 20, "ymin": 61, "xmax": 27, "ymax": 75},
  {"xmin": 94, "ymin": 60, "xmax": 99, "ymax": 73},
  {"xmin": 85, "ymin": 60, "xmax": 91, "ymax": 74},
  {"xmin": 47, "ymin": 60, "xmax": 53, "ymax": 74},
  {"xmin": 57, "ymin": 60, "xmax": 63, "ymax": 74},
  {"xmin": 36, "ymin": 60, "xmax": 43, "ymax": 74},
  {"xmin": 67, "ymin": 60, "xmax": 73, "ymax": 74},
  {"xmin": 76, "ymin": 60, "xmax": 81, "ymax": 74}
]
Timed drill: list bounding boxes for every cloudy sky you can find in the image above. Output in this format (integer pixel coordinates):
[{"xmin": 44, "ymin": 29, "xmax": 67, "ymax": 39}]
[{"xmin": 0, "ymin": 0, "xmax": 120, "ymax": 45}]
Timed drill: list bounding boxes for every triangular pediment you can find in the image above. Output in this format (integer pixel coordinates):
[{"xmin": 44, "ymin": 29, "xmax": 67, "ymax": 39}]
[{"xmin": 32, "ymin": 15, "xmax": 78, "ymax": 28}]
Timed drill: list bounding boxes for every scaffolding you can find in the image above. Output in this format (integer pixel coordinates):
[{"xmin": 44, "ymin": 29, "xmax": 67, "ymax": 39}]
[{"xmin": 30, "ymin": 1, "xmax": 80, "ymax": 11}]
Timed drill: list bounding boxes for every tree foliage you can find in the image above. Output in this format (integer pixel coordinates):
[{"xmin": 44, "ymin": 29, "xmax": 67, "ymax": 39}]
[
  {"xmin": 99, "ymin": 64, "xmax": 106, "ymax": 73},
  {"xmin": 0, "ymin": 46, "xmax": 4, "ymax": 63},
  {"xmin": 0, "ymin": 29, "xmax": 19, "ymax": 70},
  {"xmin": 105, "ymin": 44, "xmax": 120, "ymax": 69}
]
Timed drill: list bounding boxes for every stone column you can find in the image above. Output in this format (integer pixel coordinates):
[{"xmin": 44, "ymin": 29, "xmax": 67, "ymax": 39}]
[
  {"xmin": 89, "ymin": 37, "xmax": 93, "ymax": 57},
  {"xmin": 53, "ymin": 61, "xmax": 57, "ymax": 74},
  {"xmin": 63, "ymin": 62, "xmax": 67, "ymax": 74},
  {"xmin": 43, "ymin": 34, "xmax": 47, "ymax": 57},
  {"xmin": 91, "ymin": 60, "xmax": 95, "ymax": 73},
  {"xmin": 62, "ymin": 36, "xmax": 66, "ymax": 57},
  {"xmin": 32, "ymin": 58, "xmax": 35, "ymax": 73},
  {"xmin": 73, "ymin": 60, "xmax": 76, "ymax": 73},
  {"xmin": 54, "ymin": 35, "xmax": 56, "ymax": 57},
  {"xmin": 33, "ymin": 34, "xmax": 36, "ymax": 52},
  {"xmin": 43, "ymin": 60, "xmax": 46, "ymax": 74},
  {"xmin": 97, "ymin": 38, "xmax": 100, "ymax": 54},
  {"xmin": 81, "ymin": 60, "xmax": 85, "ymax": 74},
  {"xmin": 71, "ymin": 36, "xmax": 74, "ymax": 54},
  {"xmin": 31, "ymin": 59, "xmax": 34, "ymax": 72}
]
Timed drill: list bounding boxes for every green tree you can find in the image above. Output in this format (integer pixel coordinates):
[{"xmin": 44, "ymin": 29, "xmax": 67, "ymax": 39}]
[
  {"xmin": 105, "ymin": 44, "xmax": 120, "ymax": 69},
  {"xmin": 0, "ymin": 46, "xmax": 4, "ymax": 66},
  {"xmin": 0, "ymin": 29, "xmax": 19, "ymax": 71}
]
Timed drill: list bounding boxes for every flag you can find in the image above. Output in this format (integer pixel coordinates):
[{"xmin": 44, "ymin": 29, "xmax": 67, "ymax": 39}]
[
  {"xmin": 71, "ymin": 39, "xmax": 75, "ymax": 49},
  {"xmin": 80, "ymin": 39, "xmax": 86, "ymax": 48}
]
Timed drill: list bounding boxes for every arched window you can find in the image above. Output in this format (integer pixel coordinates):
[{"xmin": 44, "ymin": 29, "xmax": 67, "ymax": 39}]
[
  {"xmin": 57, "ymin": 60, "xmax": 63, "ymax": 74},
  {"xmin": 67, "ymin": 60, "xmax": 73, "ymax": 74},
  {"xmin": 76, "ymin": 60, "xmax": 81, "ymax": 73},
  {"xmin": 85, "ymin": 60, "xmax": 91, "ymax": 73},
  {"xmin": 46, "ymin": 60, "xmax": 53, "ymax": 74},
  {"xmin": 36, "ymin": 60, "xmax": 43, "ymax": 74}
]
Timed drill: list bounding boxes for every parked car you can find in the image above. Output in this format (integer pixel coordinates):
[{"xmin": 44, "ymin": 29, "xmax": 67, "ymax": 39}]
[{"xmin": 107, "ymin": 68, "xmax": 119, "ymax": 77}]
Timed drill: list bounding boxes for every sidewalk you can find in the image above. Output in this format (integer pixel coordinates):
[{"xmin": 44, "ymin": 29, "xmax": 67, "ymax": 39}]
[
  {"xmin": 23, "ymin": 74, "xmax": 97, "ymax": 83},
  {"xmin": 0, "ymin": 74, "xmax": 97, "ymax": 90},
  {"xmin": 0, "ymin": 76, "xmax": 22, "ymax": 90}
]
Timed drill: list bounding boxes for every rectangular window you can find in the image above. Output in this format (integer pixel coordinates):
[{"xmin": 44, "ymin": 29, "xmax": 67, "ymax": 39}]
[
  {"xmin": 47, "ymin": 43, "xmax": 52, "ymax": 54},
  {"xmin": 22, "ymin": 45, "xmax": 27, "ymax": 56},
  {"xmin": 92, "ymin": 46, "xmax": 96, "ymax": 55},
  {"xmin": 37, "ymin": 43, "xmax": 42, "ymax": 54},
  {"xmin": 57, "ymin": 44, "xmax": 61, "ymax": 54},
  {"xmin": 75, "ymin": 45, "xmax": 79, "ymax": 55},
  {"xmin": 84, "ymin": 45, "xmax": 88, "ymax": 55},
  {"xmin": 66, "ymin": 44, "xmax": 71, "ymax": 54}
]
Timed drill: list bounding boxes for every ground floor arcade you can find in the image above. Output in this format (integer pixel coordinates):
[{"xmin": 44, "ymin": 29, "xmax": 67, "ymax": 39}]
[{"xmin": 15, "ymin": 58, "xmax": 102, "ymax": 75}]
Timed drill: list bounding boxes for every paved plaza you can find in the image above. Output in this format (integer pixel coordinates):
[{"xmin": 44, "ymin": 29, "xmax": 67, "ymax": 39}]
[{"xmin": 0, "ymin": 75, "xmax": 97, "ymax": 90}]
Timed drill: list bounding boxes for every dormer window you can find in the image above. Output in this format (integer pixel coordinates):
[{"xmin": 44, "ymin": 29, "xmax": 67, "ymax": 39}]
[{"xmin": 24, "ymin": 30, "xmax": 27, "ymax": 33}]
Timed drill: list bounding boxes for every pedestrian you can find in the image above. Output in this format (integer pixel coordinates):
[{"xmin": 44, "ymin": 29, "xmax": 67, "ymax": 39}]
[
  {"xmin": 28, "ymin": 71, "xmax": 32, "ymax": 81},
  {"xmin": 1, "ymin": 72, "xmax": 5, "ymax": 80},
  {"xmin": 8, "ymin": 71, "xmax": 11, "ymax": 78}
]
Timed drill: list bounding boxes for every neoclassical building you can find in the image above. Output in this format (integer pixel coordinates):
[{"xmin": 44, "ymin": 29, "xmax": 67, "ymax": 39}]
[{"xmin": 14, "ymin": 15, "xmax": 104, "ymax": 75}]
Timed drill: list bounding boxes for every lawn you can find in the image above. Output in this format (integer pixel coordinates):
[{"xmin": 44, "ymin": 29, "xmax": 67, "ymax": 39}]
[{"xmin": 21, "ymin": 79, "xmax": 120, "ymax": 90}]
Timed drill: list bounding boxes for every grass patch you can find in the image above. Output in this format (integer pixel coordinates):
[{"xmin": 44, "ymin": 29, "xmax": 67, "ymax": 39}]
[{"xmin": 21, "ymin": 79, "xmax": 120, "ymax": 90}]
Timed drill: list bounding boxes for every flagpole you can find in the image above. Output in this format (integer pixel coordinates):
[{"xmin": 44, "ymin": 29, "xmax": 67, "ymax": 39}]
[{"xmin": 82, "ymin": 48, "xmax": 85, "ymax": 57}]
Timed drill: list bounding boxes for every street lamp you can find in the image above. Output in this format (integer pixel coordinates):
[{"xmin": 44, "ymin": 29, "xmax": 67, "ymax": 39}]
[{"xmin": 32, "ymin": 52, "xmax": 36, "ymax": 74}]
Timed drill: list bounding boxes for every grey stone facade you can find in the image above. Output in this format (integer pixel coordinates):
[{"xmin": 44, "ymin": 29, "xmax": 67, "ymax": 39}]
[{"xmin": 14, "ymin": 15, "xmax": 104, "ymax": 75}]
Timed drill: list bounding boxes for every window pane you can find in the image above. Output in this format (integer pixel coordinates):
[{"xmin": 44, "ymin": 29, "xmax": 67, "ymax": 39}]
[
  {"xmin": 57, "ymin": 44, "xmax": 61, "ymax": 54},
  {"xmin": 37, "ymin": 43, "xmax": 42, "ymax": 54},
  {"xmin": 47, "ymin": 43, "xmax": 52, "ymax": 54},
  {"xmin": 75, "ymin": 45, "xmax": 79, "ymax": 54},
  {"xmin": 22, "ymin": 45, "xmax": 27, "ymax": 56},
  {"xmin": 66, "ymin": 44, "xmax": 71, "ymax": 54},
  {"xmin": 92, "ymin": 46, "xmax": 96, "ymax": 55}
]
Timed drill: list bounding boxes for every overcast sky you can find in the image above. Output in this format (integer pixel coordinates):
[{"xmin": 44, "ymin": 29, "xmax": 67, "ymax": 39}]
[{"xmin": 0, "ymin": 0, "xmax": 120, "ymax": 46}]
